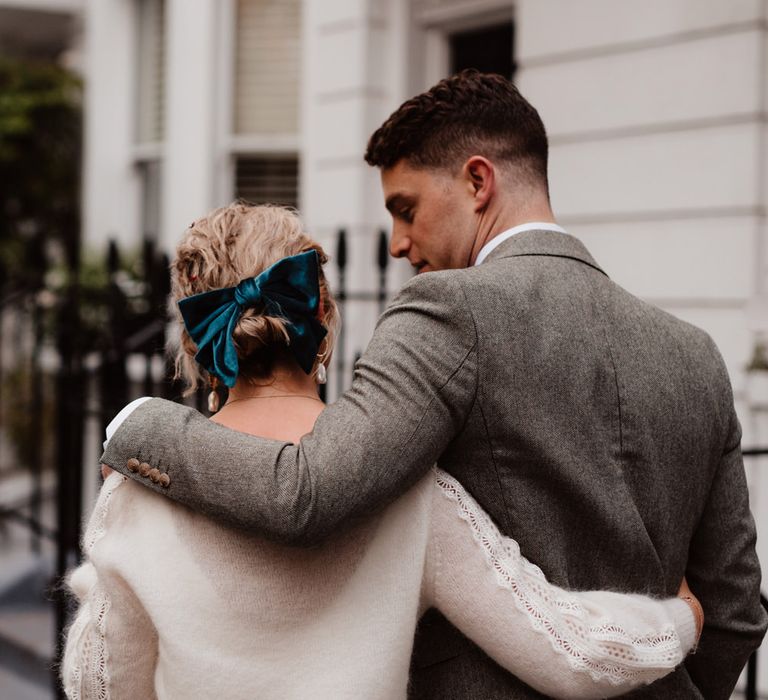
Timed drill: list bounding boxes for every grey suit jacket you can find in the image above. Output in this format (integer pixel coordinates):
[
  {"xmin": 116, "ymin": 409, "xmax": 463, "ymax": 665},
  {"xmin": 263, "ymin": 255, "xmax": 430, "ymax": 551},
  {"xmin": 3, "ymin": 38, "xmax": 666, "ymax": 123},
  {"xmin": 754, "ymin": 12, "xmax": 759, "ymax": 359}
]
[{"xmin": 103, "ymin": 230, "xmax": 767, "ymax": 699}]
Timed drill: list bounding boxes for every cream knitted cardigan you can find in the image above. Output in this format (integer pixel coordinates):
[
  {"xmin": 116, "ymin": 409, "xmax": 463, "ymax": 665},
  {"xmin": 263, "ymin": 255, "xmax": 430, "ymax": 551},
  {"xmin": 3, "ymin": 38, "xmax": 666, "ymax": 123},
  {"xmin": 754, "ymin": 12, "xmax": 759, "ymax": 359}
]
[{"xmin": 62, "ymin": 469, "xmax": 696, "ymax": 700}]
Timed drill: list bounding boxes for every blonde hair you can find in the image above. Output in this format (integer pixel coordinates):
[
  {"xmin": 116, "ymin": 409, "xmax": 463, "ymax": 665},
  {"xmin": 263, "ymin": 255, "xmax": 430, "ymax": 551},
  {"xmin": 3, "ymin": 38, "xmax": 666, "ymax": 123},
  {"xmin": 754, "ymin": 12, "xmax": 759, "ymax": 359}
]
[{"xmin": 171, "ymin": 203, "xmax": 339, "ymax": 394}]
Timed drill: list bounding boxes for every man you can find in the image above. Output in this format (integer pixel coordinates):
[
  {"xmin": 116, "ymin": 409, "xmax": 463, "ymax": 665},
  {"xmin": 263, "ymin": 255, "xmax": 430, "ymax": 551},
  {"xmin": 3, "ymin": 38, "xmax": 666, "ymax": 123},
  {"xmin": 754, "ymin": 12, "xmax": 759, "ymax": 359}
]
[{"xmin": 102, "ymin": 71, "xmax": 766, "ymax": 698}]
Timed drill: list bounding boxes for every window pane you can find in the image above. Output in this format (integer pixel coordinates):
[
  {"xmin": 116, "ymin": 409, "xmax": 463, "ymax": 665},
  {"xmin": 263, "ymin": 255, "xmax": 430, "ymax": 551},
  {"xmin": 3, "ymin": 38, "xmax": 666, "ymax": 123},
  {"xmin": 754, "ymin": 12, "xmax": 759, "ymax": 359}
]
[
  {"xmin": 138, "ymin": 160, "xmax": 162, "ymax": 241},
  {"xmin": 136, "ymin": 0, "xmax": 165, "ymax": 143},
  {"xmin": 235, "ymin": 156, "xmax": 299, "ymax": 209},
  {"xmin": 234, "ymin": 0, "xmax": 301, "ymax": 135}
]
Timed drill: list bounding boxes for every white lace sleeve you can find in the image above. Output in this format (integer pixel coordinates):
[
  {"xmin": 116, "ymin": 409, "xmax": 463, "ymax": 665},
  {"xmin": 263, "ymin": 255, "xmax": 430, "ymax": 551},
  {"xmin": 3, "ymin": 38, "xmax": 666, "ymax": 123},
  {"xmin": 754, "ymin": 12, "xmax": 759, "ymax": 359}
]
[
  {"xmin": 425, "ymin": 469, "xmax": 697, "ymax": 699},
  {"xmin": 61, "ymin": 474, "xmax": 158, "ymax": 700}
]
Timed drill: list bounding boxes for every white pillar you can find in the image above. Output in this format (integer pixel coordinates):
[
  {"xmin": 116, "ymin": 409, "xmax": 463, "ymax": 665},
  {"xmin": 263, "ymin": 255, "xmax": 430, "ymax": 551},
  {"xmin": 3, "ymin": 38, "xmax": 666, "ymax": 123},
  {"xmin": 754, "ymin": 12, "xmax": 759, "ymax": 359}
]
[
  {"xmin": 160, "ymin": 0, "xmax": 219, "ymax": 252},
  {"xmin": 301, "ymin": 0, "xmax": 412, "ymax": 397},
  {"xmin": 82, "ymin": 0, "xmax": 140, "ymax": 252}
]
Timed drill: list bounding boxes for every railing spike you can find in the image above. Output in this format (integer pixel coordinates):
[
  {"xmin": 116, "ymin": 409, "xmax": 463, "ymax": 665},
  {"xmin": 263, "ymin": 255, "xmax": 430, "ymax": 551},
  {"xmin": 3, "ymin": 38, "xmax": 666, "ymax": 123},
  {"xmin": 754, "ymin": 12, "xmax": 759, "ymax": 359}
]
[
  {"xmin": 336, "ymin": 228, "xmax": 347, "ymax": 271},
  {"xmin": 377, "ymin": 229, "xmax": 389, "ymax": 271},
  {"xmin": 107, "ymin": 239, "xmax": 119, "ymax": 276}
]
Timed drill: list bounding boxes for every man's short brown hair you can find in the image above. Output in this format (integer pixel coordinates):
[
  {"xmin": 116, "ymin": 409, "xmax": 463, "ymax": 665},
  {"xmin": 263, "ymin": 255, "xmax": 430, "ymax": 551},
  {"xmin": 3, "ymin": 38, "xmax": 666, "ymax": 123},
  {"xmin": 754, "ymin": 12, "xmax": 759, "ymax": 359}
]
[{"xmin": 365, "ymin": 69, "xmax": 548, "ymax": 188}]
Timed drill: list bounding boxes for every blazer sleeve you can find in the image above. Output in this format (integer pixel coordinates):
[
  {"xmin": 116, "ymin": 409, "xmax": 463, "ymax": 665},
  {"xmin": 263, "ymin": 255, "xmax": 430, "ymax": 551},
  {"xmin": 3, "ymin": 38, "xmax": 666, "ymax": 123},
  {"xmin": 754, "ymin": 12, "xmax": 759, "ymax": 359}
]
[
  {"xmin": 101, "ymin": 272, "xmax": 478, "ymax": 544},
  {"xmin": 61, "ymin": 474, "xmax": 158, "ymax": 700},
  {"xmin": 683, "ymin": 397, "xmax": 768, "ymax": 698},
  {"xmin": 423, "ymin": 469, "xmax": 698, "ymax": 699}
]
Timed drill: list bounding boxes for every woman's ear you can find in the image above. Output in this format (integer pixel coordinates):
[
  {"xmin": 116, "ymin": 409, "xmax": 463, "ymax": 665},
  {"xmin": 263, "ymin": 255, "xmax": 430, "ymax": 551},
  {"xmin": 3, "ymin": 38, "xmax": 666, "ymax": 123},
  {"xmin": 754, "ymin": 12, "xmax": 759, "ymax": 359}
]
[{"xmin": 462, "ymin": 156, "xmax": 496, "ymax": 212}]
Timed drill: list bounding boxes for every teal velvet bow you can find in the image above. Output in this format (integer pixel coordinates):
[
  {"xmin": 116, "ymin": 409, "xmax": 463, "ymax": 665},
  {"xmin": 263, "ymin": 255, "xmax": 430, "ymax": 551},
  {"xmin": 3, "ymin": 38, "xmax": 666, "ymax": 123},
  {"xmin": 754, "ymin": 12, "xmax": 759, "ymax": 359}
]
[{"xmin": 178, "ymin": 250, "xmax": 327, "ymax": 388}]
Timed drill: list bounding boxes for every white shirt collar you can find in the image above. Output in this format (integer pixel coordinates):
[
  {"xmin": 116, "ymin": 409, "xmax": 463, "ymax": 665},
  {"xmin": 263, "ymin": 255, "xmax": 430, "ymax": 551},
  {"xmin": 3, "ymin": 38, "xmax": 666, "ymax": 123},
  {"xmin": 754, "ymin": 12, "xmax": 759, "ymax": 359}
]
[{"xmin": 474, "ymin": 222, "xmax": 568, "ymax": 266}]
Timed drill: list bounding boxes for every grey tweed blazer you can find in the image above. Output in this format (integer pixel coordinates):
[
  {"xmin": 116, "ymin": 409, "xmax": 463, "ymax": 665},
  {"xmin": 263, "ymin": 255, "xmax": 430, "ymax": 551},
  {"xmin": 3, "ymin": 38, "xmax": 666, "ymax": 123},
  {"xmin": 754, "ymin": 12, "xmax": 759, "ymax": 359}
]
[{"xmin": 103, "ymin": 230, "xmax": 767, "ymax": 699}]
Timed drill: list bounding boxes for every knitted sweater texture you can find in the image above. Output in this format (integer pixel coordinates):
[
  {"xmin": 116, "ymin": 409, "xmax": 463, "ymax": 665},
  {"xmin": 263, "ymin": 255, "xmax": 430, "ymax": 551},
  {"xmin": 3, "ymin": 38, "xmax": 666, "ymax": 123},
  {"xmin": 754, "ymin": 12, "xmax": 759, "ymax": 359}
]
[{"xmin": 62, "ymin": 469, "xmax": 695, "ymax": 699}]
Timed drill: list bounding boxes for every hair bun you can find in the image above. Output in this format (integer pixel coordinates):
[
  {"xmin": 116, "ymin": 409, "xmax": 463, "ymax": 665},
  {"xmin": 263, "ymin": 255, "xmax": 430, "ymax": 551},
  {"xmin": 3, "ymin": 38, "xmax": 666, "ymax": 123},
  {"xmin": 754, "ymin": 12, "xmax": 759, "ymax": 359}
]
[{"xmin": 232, "ymin": 310, "xmax": 291, "ymax": 367}]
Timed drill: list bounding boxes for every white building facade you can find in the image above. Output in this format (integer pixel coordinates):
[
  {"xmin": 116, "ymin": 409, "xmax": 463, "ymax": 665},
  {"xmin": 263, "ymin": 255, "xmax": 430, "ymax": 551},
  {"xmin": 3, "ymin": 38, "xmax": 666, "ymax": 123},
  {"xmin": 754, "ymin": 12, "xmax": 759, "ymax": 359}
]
[{"xmin": 80, "ymin": 0, "xmax": 767, "ymax": 691}]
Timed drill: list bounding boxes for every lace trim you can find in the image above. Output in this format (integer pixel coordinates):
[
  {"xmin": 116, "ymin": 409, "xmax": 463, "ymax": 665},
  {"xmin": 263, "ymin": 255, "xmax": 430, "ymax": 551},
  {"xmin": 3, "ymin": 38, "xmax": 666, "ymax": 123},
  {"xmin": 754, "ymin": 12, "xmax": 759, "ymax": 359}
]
[
  {"xmin": 64, "ymin": 474, "xmax": 126, "ymax": 699},
  {"xmin": 433, "ymin": 469, "xmax": 683, "ymax": 686},
  {"xmin": 83, "ymin": 475, "xmax": 124, "ymax": 555}
]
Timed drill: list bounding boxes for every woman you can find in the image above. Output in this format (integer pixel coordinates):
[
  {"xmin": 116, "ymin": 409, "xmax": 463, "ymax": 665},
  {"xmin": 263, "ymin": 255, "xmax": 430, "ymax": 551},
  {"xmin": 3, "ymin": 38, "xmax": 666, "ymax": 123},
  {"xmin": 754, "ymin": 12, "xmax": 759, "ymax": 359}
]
[{"xmin": 62, "ymin": 203, "xmax": 702, "ymax": 699}]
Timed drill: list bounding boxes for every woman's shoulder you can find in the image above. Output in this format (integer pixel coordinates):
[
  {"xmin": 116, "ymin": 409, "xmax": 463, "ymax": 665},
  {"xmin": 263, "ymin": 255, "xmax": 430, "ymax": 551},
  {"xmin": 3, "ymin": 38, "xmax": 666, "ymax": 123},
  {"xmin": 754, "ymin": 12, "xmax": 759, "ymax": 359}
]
[{"xmin": 83, "ymin": 472, "xmax": 182, "ymax": 558}]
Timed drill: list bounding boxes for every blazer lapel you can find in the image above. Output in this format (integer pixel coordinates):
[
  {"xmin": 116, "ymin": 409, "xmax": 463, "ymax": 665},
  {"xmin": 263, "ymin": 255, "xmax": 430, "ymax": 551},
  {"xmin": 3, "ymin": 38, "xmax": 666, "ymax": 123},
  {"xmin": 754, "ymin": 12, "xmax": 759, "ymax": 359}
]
[{"xmin": 483, "ymin": 229, "xmax": 608, "ymax": 278}]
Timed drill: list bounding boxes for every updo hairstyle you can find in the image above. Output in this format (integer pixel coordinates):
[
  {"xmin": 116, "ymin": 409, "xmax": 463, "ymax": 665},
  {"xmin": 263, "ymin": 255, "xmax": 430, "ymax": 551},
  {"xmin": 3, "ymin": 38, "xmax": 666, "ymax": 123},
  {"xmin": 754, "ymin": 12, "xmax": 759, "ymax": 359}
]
[{"xmin": 171, "ymin": 203, "xmax": 338, "ymax": 394}]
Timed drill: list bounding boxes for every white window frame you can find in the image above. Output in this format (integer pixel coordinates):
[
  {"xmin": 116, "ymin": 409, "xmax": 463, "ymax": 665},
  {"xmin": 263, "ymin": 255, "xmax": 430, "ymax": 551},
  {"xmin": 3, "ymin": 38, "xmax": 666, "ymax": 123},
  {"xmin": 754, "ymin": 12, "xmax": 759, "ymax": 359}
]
[
  {"xmin": 214, "ymin": 0, "xmax": 301, "ymax": 208},
  {"xmin": 413, "ymin": 0, "xmax": 515, "ymax": 89},
  {"xmin": 131, "ymin": 0, "xmax": 167, "ymax": 242}
]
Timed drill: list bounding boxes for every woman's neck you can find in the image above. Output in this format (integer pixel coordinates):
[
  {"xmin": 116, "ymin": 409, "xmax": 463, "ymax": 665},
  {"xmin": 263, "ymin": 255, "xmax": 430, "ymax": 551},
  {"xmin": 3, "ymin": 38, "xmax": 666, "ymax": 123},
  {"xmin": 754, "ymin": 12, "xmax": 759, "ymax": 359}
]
[
  {"xmin": 211, "ymin": 364, "xmax": 324, "ymax": 443},
  {"xmin": 226, "ymin": 367, "xmax": 321, "ymax": 403}
]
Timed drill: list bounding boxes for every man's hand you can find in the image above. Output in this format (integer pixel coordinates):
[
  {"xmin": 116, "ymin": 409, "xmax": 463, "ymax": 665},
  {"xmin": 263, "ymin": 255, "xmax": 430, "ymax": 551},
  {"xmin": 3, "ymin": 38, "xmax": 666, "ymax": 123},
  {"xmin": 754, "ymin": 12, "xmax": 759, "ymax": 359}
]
[
  {"xmin": 678, "ymin": 576, "xmax": 704, "ymax": 644},
  {"xmin": 101, "ymin": 464, "xmax": 114, "ymax": 480}
]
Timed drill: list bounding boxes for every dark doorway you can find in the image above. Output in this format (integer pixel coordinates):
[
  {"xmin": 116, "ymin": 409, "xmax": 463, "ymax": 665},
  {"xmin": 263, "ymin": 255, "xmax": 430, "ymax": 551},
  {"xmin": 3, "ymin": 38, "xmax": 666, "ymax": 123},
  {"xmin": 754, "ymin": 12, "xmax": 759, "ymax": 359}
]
[{"xmin": 450, "ymin": 22, "xmax": 515, "ymax": 79}]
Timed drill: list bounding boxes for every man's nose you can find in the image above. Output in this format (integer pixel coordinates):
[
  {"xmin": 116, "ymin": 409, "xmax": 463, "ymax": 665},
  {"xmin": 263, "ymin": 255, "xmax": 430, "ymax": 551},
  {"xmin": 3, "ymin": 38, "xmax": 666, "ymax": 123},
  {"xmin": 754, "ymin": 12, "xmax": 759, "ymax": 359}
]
[{"xmin": 389, "ymin": 227, "xmax": 410, "ymax": 259}]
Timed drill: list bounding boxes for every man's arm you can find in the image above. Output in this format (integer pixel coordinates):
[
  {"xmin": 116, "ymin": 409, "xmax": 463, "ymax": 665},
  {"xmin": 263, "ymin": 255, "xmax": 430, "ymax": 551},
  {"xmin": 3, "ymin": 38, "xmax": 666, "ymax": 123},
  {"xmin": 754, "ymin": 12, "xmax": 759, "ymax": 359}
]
[
  {"xmin": 101, "ymin": 272, "xmax": 478, "ymax": 544},
  {"xmin": 684, "ymin": 398, "xmax": 768, "ymax": 698}
]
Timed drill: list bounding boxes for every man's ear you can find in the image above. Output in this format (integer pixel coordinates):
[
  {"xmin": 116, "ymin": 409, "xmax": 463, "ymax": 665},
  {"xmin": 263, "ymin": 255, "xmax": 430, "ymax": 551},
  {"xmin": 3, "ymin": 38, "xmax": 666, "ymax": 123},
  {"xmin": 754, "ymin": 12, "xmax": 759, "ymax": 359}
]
[{"xmin": 462, "ymin": 156, "xmax": 496, "ymax": 212}]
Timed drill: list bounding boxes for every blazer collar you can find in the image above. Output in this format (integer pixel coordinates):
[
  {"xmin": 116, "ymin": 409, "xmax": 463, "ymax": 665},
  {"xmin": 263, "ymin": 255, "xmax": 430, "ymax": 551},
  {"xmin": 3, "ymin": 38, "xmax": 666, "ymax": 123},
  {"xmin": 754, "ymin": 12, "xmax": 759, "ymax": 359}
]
[{"xmin": 481, "ymin": 229, "xmax": 608, "ymax": 277}]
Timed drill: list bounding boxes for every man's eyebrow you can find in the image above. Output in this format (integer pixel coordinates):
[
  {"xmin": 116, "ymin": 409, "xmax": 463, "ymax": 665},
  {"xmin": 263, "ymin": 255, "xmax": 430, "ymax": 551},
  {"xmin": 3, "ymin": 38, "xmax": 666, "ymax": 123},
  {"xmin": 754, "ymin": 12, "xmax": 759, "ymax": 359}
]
[{"xmin": 385, "ymin": 194, "xmax": 412, "ymax": 214}]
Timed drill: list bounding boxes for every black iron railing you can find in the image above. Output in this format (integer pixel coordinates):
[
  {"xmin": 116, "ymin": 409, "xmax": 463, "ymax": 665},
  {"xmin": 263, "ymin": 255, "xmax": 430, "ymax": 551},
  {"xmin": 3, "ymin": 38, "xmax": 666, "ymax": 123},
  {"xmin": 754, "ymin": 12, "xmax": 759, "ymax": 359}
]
[
  {"xmin": 0, "ymin": 227, "xmax": 393, "ymax": 697},
  {"xmin": 330, "ymin": 228, "xmax": 390, "ymax": 400}
]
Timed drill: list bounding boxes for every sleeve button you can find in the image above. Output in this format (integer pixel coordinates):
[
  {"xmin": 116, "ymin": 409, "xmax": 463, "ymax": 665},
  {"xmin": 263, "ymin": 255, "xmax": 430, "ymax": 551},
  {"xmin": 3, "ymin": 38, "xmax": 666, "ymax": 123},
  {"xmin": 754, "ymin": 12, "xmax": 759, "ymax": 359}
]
[
  {"xmin": 158, "ymin": 473, "xmax": 171, "ymax": 488},
  {"xmin": 126, "ymin": 458, "xmax": 140, "ymax": 473},
  {"xmin": 139, "ymin": 462, "xmax": 152, "ymax": 477},
  {"xmin": 148, "ymin": 468, "xmax": 161, "ymax": 483}
]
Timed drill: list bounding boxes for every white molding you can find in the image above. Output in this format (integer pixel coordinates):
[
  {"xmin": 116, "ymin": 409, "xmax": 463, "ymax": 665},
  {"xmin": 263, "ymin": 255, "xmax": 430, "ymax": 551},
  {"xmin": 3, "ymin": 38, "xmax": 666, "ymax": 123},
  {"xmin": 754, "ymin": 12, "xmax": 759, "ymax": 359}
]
[
  {"xmin": 756, "ymin": 20, "xmax": 768, "ymax": 300},
  {"xmin": 560, "ymin": 206, "xmax": 765, "ymax": 227},
  {"xmin": 519, "ymin": 19, "xmax": 768, "ymax": 69},
  {"xmin": 82, "ymin": 0, "xmax": 141, "ymax": 251},
  {"xmin": 161, "ymin": 0, "xmax": 219, "ymax": 252},
  {"xmin": 129, "ymin": 0, "xmax": 141, "ymax": 146},
  {"xmin": 414, "ymin": 0, "xmax": 513, "ymax": 30},
  {"xmin": 422, "ymin": 27, "xmax": 448, "ymax": 87},
  {"xmin": 548, "ymin": 113, "xmax": 768, "ymax": 146},
  {"xmin": 298, "ymin": 0, "xmax": 309, "ymax": 215},
  {"xmin": 0, "ymin": 0, "xmax": 82, "ymax": 12},
  {"xmin": 227, "ymin": 134, "xmax": 300, "ymax": 154},
  {"xmin": 414, "ymin": 1, "xmax": 514, "ymax": 91},
  {"xmin": 131, "ymin": 141, "xmax": 165, "ymax": 161},
  {"xmin": 214, "ymin": 0, "xmax": 235, "ymax": 204}
]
